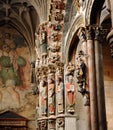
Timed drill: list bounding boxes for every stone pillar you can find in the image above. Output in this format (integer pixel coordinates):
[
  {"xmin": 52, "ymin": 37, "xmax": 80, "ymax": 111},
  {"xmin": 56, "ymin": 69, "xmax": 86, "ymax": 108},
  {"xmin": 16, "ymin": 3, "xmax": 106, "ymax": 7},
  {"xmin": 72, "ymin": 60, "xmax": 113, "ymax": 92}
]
[
  {"xmin": 86, "ymin": 26, "xmax": 99, "ymax": 130},
  {"xmin": 94, "ymin": 27, "xmax": 107, "ymax": 130}
]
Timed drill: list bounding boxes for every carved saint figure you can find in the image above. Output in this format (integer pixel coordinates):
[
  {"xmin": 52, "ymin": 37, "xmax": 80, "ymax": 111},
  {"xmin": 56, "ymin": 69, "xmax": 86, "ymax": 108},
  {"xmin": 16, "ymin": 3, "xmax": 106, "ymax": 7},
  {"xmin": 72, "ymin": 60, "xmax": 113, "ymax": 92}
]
[
  {"xmin": 75, "ymin": 53, "xmax": 86, "ymax": 95},
  {"xmin": 65, "ymin": 75, "xmax": 75, "ymax": 113},
  {"xmin": 66, "ymin": 62, "xmax": 75, "ymax": 82},
  {"xmin": 56, "ymin": 74, "xmax": 64, "ymax": 114},
  {"xmin": 39, "ymin": 76, "xmax": 47, "ymax": 116},
  {"xmin": 40, "ymin": 25, "xmax": 48, "ymax": 64},
  {"xmin": 49, "ymin": 52, "xmax": 60, "ymax": 63},
  {"xmin": 48, "ymin": 76, "xmax": 55, "ymax": 115}
]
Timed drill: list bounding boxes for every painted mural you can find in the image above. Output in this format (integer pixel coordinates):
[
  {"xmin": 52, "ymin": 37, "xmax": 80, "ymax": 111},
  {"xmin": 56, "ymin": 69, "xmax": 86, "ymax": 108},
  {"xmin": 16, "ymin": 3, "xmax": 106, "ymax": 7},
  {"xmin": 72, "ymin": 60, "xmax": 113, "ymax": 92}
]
[{"xmin": 0, "ymin": 26, "xmax": 37, "ymax": 126}]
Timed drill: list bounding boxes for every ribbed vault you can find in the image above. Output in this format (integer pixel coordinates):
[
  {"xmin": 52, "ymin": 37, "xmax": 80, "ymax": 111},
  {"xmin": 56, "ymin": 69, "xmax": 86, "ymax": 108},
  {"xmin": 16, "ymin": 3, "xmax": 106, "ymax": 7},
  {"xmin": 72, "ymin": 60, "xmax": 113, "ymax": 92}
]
[{"xmin": 0, "ymin": 0, "xmax": 50, "ymax": 60}]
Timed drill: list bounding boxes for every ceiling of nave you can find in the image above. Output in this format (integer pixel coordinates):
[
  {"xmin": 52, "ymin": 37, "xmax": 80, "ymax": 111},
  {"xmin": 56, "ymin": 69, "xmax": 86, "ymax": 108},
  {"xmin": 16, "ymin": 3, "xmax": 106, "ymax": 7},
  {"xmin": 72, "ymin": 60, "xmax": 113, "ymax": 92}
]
[{"xmin": 0, "ymin": 0, "xmax": 50, "ymax": 54}]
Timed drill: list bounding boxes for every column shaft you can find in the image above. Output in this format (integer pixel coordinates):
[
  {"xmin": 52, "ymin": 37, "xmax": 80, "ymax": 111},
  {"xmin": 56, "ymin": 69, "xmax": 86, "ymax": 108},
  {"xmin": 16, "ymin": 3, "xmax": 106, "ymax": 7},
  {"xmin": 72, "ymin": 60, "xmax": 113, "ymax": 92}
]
[
  {"xmin": 94, "ymin": 38, "xmax": 107, "ymax": 130},
  {"xmin": 87, "ymin": 36, "xmax": 99, "ymax": 130}
]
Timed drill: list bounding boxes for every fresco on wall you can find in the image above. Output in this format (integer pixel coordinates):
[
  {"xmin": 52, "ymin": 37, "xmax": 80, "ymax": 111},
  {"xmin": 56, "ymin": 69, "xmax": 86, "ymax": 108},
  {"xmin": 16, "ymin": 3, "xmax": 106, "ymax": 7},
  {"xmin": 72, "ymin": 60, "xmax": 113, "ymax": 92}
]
[{"xmin": 0, "ymin": 26, "xmax": 37, "ymax": 122}]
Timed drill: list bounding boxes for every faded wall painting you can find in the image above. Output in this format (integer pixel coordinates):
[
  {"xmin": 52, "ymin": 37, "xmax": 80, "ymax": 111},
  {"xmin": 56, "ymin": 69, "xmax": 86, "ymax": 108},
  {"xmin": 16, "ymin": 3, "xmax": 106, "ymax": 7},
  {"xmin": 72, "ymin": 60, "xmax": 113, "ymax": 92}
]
[{"xmin": 0, "ymin": 26, "xmax": 37, "ymax": 125}]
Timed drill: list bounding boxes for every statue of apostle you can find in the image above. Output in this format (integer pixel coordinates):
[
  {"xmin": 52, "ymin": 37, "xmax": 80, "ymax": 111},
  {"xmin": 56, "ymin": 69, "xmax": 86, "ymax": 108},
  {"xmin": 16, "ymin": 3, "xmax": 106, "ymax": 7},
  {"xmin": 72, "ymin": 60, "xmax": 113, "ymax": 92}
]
[
  {"xmin": 39, "ymin": 76, "xmax": 48, "ymax": 116},
  {"xmin": 56, "ymin": 74, "xmax": 64, "ymax": 114},
  {"xmin": 65, "ymin": 75, "xmax": 75, "ymax": 113},
  {"xmin": 40, "ymin": 25, "xmax": 48, "ymax": 64},
  {"xmin": 48, "ymin": 76, "xmax": 55, "ymax": 115}
]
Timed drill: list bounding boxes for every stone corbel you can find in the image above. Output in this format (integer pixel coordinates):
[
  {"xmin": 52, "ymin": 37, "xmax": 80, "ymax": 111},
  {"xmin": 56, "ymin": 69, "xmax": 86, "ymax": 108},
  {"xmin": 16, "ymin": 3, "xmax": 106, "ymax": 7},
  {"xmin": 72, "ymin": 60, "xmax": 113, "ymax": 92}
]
[
  {"xmin": 57, "ymin": 117, "xmax": 64, "ymax": 128},
  {"xmin": 41, "ymin": 120, "xmax": 47, "ymax": 130},
  {"xmin": 48, "ymin": 117, "xmax": 56, "ymax": 129}
]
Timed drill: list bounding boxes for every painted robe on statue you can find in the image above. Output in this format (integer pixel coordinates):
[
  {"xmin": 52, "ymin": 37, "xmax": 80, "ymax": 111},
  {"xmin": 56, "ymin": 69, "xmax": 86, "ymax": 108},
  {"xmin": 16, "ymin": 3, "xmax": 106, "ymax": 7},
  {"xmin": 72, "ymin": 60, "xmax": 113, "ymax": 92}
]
[
  {"xmin": 65, "ymin": 80, "xmax": 75, "ymax": 113},
  {"xmin": 48, "ymin": 79, "xmax": 55, "ymax": 115},
  {"xmin": 57, "ymin": 81, "xmax": 64, "ymax": 113}
]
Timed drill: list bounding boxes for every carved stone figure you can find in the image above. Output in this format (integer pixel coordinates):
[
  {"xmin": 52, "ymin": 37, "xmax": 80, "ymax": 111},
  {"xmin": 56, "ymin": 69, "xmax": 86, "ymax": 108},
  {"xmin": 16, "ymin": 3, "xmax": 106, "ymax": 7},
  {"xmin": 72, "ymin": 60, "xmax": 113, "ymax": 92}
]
[
  {"xmin": 49, "ymin": 52, "xmax": 60, "ymax": 63},
  {"xmin": 75, "ymin": 50, "xmax": 90, "ymax": 105},
  {"xmin": 55, "ymin": 12, "xmax": 64, "ymax": 21},
  {"xmin": 65, "ymin": 75, "xmax": 75, "ymax": 113},
  {"xmin": 56, "ymin": 71, "xmax": 64, "ymax": 114},
  {"xmin": 39, "ymin": 75, "xmax": 48, "ymax": 116},
  {"xmin": 35, "ymin": 32, "xmax": 40, "ymax": 59},
  {"xmin": 66, "ymin": 62, "xmax": 75, "ymax": 77},
  {"xmin": 53, "ymin": 23, "xmax": 62, "ymax": 31},
  {"xmin": 75, "ymin": 51, "xmax": 86, "ymax": 95},
  {"xmin": 40, "ymin": 25, "xmax": 48, "ymax": 64},
  {"xmin": 48, "ymin": 42, "xmax": 60, "ymax": 52},
  {"xmin": 53, "ymin": 1, "xmax": 65, "ymax": 10},
  {"xmin": 51, "ymin": 33, "xmax": 61, "ymax": 42},
  {"xmin": 48, "ymin": 75, "xmax": 55, "ymax": 115}
]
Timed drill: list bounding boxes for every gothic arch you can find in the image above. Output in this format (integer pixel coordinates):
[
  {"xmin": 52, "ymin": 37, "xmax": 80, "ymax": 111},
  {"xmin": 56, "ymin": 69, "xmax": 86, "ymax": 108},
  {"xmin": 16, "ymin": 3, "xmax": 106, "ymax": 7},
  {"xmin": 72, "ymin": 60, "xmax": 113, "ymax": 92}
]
[
  {"xmin": 86, "ymin": 0, "xmax": 105, "ymax": 25},
  {"xmin": 63, "ymin": 14, "xmax": 84, "ymax": 63}
]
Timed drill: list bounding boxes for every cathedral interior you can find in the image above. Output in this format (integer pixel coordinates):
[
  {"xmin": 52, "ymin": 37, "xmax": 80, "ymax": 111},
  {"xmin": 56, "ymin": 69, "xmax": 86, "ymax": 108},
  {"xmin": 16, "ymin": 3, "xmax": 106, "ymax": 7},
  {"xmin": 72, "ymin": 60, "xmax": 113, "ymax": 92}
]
[{"xmin": 0, "ymin": 0, "xmax": 112, "ymax": 130}]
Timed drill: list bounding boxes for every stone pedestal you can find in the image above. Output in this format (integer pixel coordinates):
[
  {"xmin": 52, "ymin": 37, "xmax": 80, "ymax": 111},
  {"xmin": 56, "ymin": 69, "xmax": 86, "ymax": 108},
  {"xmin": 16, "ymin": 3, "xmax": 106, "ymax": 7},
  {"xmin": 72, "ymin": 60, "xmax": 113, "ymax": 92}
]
[{"xmin": 65, "ymin": 115, "xmax": 77, "ymax": 130}]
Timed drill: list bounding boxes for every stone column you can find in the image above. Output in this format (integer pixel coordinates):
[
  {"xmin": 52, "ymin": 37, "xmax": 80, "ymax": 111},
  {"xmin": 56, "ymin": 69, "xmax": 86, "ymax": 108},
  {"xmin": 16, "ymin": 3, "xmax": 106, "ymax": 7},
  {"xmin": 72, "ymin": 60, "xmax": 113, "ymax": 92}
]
[
  {"xmin": 86, "ymin": 26, "xmax": 99, "ymax": 130},
  {"xmin": 94, "ymin": 27, "xmax": 107, "ymax": 130}
]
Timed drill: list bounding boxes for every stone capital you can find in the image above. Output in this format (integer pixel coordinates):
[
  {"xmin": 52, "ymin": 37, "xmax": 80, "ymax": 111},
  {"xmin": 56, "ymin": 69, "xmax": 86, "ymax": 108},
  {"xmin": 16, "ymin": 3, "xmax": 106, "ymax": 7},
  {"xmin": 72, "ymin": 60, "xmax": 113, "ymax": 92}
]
[
  {"xmin": 94, "ymin": 26, "xmax": 100, "ymax": 40},
  {"xmin": 86, "ymin": 26, "xmax": 94, "ymax": 40}
]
